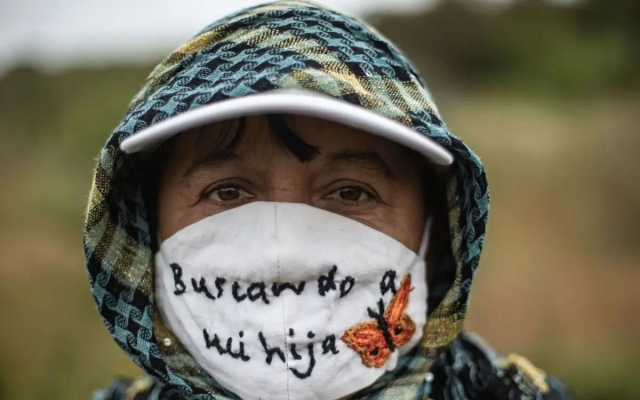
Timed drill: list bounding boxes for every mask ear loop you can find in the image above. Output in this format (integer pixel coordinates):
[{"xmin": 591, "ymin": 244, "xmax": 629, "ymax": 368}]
[{"xmin": 418, "ymin": 217, "xmax": 432, "ymax": 259}]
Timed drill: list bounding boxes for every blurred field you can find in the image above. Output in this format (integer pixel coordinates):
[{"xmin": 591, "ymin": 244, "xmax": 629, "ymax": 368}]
[
  {"xmin": 1, "ymin": 65, "xmax": 638, "ymax": 400},
  {"xmin": 0, "ymin": 1, "xmax": 639, "ymax": 399}
]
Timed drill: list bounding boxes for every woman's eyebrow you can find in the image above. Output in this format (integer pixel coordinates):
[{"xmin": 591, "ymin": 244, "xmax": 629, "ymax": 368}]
[
  {"xmin": 182, "ymin": 149, "xmax": 244, "ymax": 179},
  {"xmin": 326, "ymin": 150, "xmax": 396, "ymax": 178}
]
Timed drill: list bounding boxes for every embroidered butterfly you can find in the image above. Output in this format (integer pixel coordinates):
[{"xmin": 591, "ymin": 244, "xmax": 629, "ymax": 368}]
[{"xmin": 341, "ymin": 274, "xmax": 416, "ymax": 368}]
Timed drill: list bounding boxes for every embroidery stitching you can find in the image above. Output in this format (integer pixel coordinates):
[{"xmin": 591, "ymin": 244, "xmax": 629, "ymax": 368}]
[
  {"xmin": 170, "ymin": 263, "xmax": 186, "ymax": 295},
  {"xmin": 341, "ymin": 273, "xmax": 416, "ymax": 368}
]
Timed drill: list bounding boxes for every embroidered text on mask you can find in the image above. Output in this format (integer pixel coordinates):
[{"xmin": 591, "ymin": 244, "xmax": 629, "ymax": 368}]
[
  {"xmin": 169, "ymin": 262, "xmax": 405, "ymax": 375},
  {"xmin": 155, "ymin": 202, "xmax": 428, "ymax": 400}
]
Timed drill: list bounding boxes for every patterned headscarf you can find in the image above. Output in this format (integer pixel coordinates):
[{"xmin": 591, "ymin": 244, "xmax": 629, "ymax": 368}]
[{"xmin": 84, "ymin": 1, "xmax": 490, "ymax": 398}]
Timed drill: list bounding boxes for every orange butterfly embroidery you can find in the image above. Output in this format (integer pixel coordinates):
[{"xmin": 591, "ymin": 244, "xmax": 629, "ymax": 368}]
[{"xmin": 341, "ymin": 274, "xmax": 416, "ymax": 368}]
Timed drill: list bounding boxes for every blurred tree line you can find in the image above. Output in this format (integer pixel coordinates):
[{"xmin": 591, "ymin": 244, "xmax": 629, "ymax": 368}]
[{"xmin": 372, "ymin": 0, "xmax": 640, "ymax": 95}]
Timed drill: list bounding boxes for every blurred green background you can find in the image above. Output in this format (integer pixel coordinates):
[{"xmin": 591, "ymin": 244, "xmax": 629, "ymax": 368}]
[{"xmin": 0, "ymin": 0, "xmax": 638, "ymax": 399}]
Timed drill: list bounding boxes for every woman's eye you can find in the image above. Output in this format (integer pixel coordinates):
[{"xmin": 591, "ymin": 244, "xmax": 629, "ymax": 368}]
[
  {"xmin": 207, "ymin": 185, "xmax": 253, "ymax": 202},
  {"xmin": 328, "ymin": 187, "xmax": 373, "ymax": 203}
]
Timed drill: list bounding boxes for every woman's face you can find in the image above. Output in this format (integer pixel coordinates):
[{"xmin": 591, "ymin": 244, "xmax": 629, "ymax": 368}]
[{"xmin": 156, "ymin": 115, "xmax": 427, "ymax": 252}]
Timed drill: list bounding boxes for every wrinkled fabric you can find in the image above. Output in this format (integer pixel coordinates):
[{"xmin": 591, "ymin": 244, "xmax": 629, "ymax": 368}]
[
  {"xmin": 155, "ymin": 202, "xmax": 428, "ymax": 399},
  {"xmin": 84, "ymin": 1, "xmax": 571, "ymax": 399}
]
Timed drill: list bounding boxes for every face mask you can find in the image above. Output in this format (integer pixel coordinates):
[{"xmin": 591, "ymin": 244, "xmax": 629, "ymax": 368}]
[{"xmin": 155, "ymin": 202, "xmax": 429, "ymax": 400}]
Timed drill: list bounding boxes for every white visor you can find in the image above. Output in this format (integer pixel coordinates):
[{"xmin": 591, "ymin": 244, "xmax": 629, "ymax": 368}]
[{"xmin": 120, "ymin": 89, "xmax": 454, "ymax": 166}]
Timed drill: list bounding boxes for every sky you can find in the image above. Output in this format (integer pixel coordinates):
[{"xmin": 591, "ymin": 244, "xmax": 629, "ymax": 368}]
[
  {"xmin": 0, "ymin": 0, "xmax": 439, "ymax": 74},
  {"xmin": 0, "ymin": 0, "xmax": 579, "ymax": 75}
]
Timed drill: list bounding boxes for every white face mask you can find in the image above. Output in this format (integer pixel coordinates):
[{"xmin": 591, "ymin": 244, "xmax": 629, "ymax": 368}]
[{"xmin": 155, "ymin": 202, "xmax": 429, "ymax": 400}]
